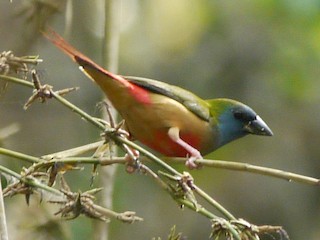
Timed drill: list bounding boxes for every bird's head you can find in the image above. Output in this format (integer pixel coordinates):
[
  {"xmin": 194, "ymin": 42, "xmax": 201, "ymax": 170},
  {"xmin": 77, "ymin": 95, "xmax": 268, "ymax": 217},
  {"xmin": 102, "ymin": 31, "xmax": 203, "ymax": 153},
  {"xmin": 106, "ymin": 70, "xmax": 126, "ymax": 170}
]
[{"xmin": 208, "ymin": 98, "xmax": 273, "ymax": 148}]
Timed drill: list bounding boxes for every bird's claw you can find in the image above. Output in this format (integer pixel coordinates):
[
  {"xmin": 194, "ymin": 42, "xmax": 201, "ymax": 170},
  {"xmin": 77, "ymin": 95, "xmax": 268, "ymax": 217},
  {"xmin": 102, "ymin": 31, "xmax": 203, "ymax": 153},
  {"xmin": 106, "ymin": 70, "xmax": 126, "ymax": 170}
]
[
  {"xmin": 185, "ymin": 150, "xmax": 203, "ymax": 170},
  {"xmin": 185, "ymin": 157, "xmax": 197, "ymax": 169},
  {"xmin": 124, "ymin": 148, "xmax": 141, "ymax": 173}
]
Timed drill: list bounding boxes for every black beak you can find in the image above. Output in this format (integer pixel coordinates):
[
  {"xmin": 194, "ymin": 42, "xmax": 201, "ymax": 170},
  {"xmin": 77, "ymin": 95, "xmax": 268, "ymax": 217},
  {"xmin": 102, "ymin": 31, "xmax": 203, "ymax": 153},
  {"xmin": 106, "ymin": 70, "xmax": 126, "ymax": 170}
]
[{"xmin": 244, "ymin": 115, "xmax": 273, "ymax": 136}]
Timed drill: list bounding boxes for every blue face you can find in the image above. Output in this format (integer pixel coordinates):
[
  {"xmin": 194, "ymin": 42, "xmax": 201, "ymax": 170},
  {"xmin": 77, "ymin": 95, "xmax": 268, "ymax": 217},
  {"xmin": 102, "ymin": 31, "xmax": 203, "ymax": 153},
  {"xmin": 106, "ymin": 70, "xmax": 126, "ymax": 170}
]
[{"xmin": 217, "ymin": 105, "xmax": 257, "ymax": 147}]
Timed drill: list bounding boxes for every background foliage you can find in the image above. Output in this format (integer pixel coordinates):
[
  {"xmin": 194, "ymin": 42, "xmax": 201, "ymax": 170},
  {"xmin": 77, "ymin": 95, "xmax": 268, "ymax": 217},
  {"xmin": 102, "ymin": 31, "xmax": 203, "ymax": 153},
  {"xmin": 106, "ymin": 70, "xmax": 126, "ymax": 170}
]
[{"xmin": 0, "ymin": 0, "xmax": 320, "ymax": 239}]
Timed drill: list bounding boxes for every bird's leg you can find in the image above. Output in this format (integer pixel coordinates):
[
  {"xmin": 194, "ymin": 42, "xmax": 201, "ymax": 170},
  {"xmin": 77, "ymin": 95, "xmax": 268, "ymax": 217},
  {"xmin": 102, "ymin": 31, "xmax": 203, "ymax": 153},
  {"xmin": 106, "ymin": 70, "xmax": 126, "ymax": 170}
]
[{"xmin": 168, "ymin": 127, "xmax": 202, "ymax": 169}]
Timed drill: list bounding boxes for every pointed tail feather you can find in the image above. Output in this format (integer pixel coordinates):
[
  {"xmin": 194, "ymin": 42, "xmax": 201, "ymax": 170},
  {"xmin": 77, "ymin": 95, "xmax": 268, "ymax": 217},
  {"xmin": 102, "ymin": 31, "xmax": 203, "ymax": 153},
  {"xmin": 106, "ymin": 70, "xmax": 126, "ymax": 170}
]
[{"xmin": 43, "ymin": 28, "xmax": 131, "ymax": 87}]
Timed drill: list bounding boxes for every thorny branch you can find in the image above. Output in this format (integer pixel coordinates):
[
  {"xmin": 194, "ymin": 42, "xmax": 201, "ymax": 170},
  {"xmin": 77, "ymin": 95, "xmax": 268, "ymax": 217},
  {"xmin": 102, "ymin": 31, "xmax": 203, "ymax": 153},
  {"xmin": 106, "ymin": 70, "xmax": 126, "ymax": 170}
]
[
  {"xmin": 1, "ymin": 165, "xmax": 143, "ymax": 223},
  {"xmin": 0, "ymin": 51, "xmax": 42, "ymax": 76},
  {"xmin": 210, "ymin": 218, "xmax": 289, "ymax": 240},
  {"xmin": 0, "ymin": 50, "xmax": 42, "ymax": 96},
  {"xmin": 50, "ymin": 177, "xmax": 142, "ymax": 223},
  {"xmin": 24, "ymin": 69, "xmax": 78, "ymax": 109}
]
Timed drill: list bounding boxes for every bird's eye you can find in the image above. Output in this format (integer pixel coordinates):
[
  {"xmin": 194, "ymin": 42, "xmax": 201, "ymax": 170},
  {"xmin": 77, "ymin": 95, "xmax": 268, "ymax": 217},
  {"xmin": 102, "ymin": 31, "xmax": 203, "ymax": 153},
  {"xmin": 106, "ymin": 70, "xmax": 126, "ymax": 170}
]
[
  {"xmin": 233, "ymin": 111, "xmax": 243, "ymax": 120},
  {"xmin": 233, "ymin": 110, "xmax": 257, "ymax": 122}
]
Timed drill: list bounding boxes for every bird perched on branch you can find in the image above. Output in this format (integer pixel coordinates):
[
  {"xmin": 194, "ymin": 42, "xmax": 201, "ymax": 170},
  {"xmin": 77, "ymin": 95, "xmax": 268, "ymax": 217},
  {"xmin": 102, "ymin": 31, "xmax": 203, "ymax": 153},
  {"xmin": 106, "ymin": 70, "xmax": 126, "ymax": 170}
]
[{"xmin": 45, "ymin": 30, "xmax": 273, "ymax": 168}]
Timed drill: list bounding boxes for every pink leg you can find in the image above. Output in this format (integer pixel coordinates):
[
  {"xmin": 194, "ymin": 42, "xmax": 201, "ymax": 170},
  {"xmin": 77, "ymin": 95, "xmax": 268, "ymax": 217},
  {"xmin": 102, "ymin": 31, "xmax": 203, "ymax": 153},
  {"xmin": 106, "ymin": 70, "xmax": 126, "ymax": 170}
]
[{"xmin": 168, "ymin": 127, "xmax": 202, "ymax": 169}]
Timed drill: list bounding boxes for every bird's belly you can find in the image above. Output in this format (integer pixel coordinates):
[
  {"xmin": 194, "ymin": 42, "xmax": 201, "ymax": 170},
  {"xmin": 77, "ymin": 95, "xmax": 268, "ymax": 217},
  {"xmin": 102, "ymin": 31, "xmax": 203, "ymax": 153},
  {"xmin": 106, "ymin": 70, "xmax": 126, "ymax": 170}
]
[{"xmin": 118, "ymin": 94, "xmax": 216, "ymax": 157}]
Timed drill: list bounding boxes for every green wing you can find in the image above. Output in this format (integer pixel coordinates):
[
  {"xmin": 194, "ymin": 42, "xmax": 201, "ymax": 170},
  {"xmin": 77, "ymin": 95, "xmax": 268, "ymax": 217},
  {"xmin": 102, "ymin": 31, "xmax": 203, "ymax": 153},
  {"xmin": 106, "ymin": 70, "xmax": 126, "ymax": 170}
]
[{"xmin": 125, "ymin": 76, "xmax": 210, "ymax": 122}]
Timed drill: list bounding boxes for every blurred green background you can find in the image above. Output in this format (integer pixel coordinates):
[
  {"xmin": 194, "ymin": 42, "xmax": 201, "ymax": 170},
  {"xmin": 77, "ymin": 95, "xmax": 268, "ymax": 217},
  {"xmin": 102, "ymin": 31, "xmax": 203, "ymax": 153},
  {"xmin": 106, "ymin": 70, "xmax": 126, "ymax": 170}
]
[{"xmin": 1, "ymin": 0, "xmax": 320, "ymax": 239}]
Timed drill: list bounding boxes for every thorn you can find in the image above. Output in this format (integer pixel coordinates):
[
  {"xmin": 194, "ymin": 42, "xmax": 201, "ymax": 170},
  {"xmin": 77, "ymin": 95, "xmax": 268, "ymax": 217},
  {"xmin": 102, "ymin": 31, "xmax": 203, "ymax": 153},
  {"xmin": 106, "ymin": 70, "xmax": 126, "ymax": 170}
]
[{"xmin": 24, "ymin": 69, "xmax": 78, "ymax": 109}]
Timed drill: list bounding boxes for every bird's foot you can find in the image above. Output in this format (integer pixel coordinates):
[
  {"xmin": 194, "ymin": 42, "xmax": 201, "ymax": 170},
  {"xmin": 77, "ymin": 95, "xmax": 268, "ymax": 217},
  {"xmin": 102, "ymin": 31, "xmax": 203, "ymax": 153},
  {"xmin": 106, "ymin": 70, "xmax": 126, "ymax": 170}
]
[
  {"xmin": 185, "ymin": 150, "xmax": 203, "ymax": 170},
  {"xmin": 124, "ymin": 148, "xmax": 141, "ymax": 173}
]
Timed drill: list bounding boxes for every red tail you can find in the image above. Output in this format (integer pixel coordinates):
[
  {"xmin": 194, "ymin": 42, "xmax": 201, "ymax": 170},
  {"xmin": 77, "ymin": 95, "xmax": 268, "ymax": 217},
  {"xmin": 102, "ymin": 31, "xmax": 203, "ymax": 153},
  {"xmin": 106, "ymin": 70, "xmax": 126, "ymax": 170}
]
[{"xmin": 43, "ymin": 28, "xmax": 131, "ymax": 87}]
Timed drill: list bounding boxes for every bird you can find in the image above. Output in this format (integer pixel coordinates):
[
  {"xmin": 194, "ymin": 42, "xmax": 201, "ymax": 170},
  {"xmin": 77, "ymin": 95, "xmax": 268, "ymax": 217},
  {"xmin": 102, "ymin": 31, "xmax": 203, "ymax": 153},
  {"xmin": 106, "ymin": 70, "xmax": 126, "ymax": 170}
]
[{"xmin": 44, "ymin": 30, "xmax": 273, "ymax": 168}]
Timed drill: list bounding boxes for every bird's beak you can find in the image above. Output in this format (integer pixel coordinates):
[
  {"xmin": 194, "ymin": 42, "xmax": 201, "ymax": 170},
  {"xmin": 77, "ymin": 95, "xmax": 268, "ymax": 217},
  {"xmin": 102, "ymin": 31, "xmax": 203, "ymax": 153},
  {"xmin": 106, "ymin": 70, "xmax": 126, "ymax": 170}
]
[{"xmin": 244, "ymin": 115, "xmax": 273, "ymax": 136}]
